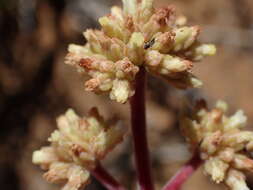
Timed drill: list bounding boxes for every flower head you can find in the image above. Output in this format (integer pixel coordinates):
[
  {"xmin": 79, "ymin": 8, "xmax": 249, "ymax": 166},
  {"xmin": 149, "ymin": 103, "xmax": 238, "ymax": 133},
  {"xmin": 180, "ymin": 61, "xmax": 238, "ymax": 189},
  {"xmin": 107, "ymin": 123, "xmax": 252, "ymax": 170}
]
[
  {"xmin": 33, "ymin": 108, "xmax": 125, "ymax": 190},
  {"xmin": 65, "ymin": 0, "xmax": 216, "ymax": 103},
  {"xmin": 181, "ymin": 100, "xmax": 252, "ymax": 190}
]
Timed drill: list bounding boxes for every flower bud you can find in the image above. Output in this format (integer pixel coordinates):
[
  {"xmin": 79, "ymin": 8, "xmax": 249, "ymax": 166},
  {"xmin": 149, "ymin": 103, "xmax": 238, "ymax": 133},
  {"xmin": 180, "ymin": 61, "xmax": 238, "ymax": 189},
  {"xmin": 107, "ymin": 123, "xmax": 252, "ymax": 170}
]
[
  {"xmin": 127, "ymin": 32, "xmax": 145, "ymax": 64},
  {"xmin": 190, "ymin": 44, "xmax": 216, "ymax": 61},
  {"xmin": 139, "ymin": 0, "xmax": 154, "ymax": 23},
  {"xmin": 204, "ymin": 157, "xmax": 229, "ymax": 183},
  {"xmin": 226, "ymin": 170, "xmax": 249, "ymax": 190},
  {"xmin": 150, "ymin": 32, "xmax": 175, "ymax": 53},
  {"xmin": 173, "ymin": 26, "xmax": 200, "ymax": 52},
  {"xmin": 122, "ymin": 0, "xmax": 137, "ymax": 16},
  {"xmin": 110, "ymin": 79, "xmax": 133, "ymax": 103},
  {"xmin": 99, "ymin": 16, "xmax": 127, "ymax": 42}
]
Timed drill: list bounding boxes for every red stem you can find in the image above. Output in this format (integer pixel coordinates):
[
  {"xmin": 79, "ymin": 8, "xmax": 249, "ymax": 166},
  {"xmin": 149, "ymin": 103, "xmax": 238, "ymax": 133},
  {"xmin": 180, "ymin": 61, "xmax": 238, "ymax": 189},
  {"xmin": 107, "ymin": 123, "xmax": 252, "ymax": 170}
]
[
  {"xmin": 162, "ymin": 154, "xmax": 203, "ymax": 190},
  {"xmin": 91, "ymin": 162, "xmax": 126, "ymax": 190},
  {"xmin": 130, "ymin": 67, "xmax": 154, "ymax": 190}
]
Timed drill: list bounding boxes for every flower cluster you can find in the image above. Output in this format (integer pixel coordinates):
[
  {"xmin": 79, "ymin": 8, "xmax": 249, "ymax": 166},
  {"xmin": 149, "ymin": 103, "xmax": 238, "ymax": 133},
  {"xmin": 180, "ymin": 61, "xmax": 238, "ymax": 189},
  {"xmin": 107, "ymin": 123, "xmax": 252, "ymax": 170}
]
[
  {"xmin": 181, "ymin": 100, "xmax": 253, "ymax": 190},
  {"xmin": 65, "ymin": 0, "xmax": 216, "ymax": 103},
  {"xmin": 33, "ymin": 108, "xmax": 125, "ymax": 190}
]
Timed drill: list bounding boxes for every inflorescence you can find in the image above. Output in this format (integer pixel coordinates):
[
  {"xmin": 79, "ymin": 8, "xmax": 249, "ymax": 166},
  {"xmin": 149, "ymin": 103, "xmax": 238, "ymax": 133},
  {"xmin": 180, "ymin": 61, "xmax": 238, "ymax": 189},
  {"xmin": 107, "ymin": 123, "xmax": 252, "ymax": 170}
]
[
  {"xmin": 65, "ymin": 0, "xmax": 215, "ymax": 103},
  {"xmin": 33, "ymin": 108, "xmax": 124, "ymax": 190},
  {"xmin": 181, "ymin": 100, "xmax": 253, "ymax": 190}
]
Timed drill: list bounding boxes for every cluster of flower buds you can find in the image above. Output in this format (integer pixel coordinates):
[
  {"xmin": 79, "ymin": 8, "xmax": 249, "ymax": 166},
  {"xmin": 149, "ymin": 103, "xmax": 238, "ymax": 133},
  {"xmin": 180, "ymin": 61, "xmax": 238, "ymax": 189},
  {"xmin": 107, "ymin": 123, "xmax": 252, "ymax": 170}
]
[
  {"xmin": 32, "ymin": 108, "xmax": 125, "ymax": 190},
  {"xmin": 181, "ymin": 100, "xmax": 253, "ymax": 190},
  {"xmin": 65, "ymin": 0, "xmax": 216, "ymax": 103}
]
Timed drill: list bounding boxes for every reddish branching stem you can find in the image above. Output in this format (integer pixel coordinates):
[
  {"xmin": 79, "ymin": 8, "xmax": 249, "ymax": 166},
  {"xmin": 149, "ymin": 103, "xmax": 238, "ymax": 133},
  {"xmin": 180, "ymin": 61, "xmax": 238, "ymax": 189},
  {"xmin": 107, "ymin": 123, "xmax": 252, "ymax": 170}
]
[
  {"xmin": 130, "ymin": 66, "xmax": 154, "ymax": 190},
  {"xmin": 162, "ymin": 153, "xmax": 203, "ymax": 190},
  {"xmin": 92, "ymin": 162, "xmax": 126, "ymax": 190}
]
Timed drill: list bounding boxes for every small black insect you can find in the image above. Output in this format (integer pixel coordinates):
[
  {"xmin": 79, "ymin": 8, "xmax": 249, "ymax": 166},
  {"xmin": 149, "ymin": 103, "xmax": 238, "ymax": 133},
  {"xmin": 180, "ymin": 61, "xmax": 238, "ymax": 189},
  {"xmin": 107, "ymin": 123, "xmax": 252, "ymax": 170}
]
[{"xmin": 144, "ymin": 38, "xmax": 155, "ymax": 50}]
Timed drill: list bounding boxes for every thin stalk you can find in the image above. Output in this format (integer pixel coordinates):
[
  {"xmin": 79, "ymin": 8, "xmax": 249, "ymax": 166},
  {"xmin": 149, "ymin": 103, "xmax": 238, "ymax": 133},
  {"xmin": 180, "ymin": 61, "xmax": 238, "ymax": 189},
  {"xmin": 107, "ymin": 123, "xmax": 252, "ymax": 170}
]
[
  {"xmin": 130, "ymin": 66, "xmax": 154, "ymax": 190},
  {"xmin": 162, "ymin": 154, "xmax": 202, "ymax": 190},
  {"xmin": 92, "ymin": 162, "xmax": 126, "ymax": 190}
]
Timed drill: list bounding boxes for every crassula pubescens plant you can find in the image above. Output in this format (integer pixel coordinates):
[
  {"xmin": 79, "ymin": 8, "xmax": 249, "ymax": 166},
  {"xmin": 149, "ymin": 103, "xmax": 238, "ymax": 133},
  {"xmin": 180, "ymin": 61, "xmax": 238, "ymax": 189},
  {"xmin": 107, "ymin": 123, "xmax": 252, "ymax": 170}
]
[{"xmin": 32, "ymin": 0, "xmax": 253, "ymax": 190}]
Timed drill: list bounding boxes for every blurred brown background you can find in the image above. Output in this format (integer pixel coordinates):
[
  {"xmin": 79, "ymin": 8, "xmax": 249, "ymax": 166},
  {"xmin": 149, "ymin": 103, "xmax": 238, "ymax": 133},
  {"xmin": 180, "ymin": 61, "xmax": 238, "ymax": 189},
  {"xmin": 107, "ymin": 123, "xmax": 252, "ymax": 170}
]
[{"xmin": 0, "ymin": 0, "xmax": 253, "ymax": 189}]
